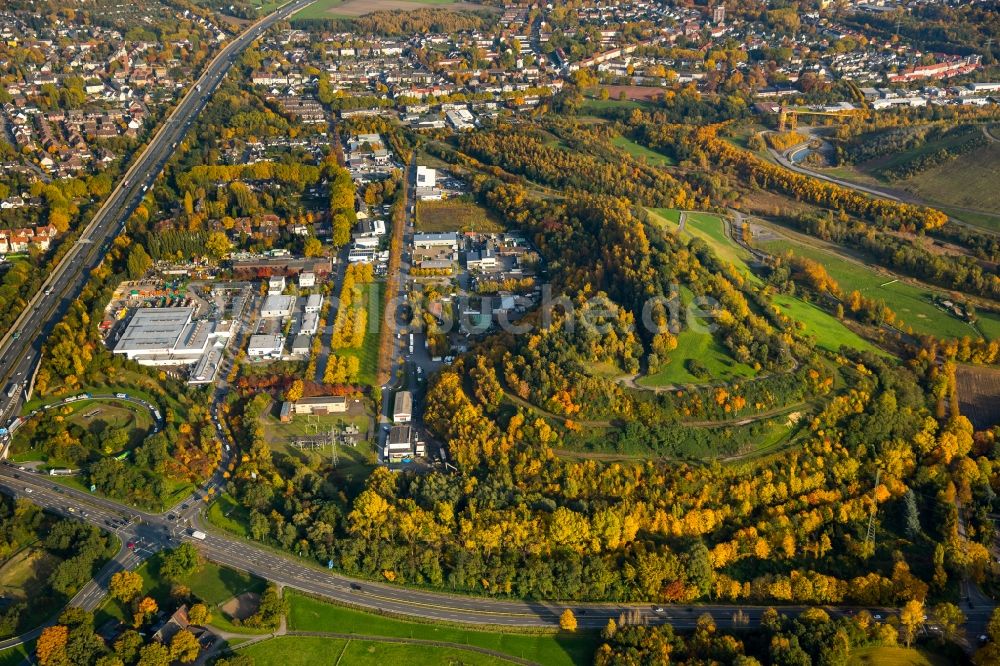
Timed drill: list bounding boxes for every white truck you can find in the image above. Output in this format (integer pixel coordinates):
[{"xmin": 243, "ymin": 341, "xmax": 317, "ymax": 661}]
[{"xmin": 190, "ymin": 530, "xmax": 207, "ymax": 540}]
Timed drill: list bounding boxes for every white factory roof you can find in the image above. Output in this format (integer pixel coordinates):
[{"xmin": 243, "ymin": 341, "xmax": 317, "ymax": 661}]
[{"xmin": 115, "ymin": 307, "xmax": 195, "ymax": 354}]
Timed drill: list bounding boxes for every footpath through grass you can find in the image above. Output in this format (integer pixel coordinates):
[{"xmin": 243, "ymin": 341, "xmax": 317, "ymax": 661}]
[{"xmin": 286, "ymin": 591, "xmax": 598, "ymax": 666}]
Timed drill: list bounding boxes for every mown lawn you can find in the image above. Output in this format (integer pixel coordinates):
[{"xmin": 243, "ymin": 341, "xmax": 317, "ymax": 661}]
[
  {"xmin": 240, "ymin": 636, "xmax": 518, "ymax": 666},
  {"xmin": 760, "ymin": 236, "xmax": 983, "ymax": 340},
  {"xmin": 639, "ymin": 329, "xmax": 756, "ymax": 387},
  {"xmin": 611, "ymin": 136, "xmax": 675, "ymax": 166},
  {"xmin": 286, "ymin": 591, "xmax": 599, "ymax": 666},
  {"xmin": 770, "ymin": 294, "xmax": 880, "ymax": 354}
]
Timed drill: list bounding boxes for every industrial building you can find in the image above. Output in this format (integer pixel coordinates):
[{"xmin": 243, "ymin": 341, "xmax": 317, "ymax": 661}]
[
  {"xmin": 113, "ymin": 307, "xmax": 230, "ymax": 366},
  {"xmin": 268, "ymin": 275, "xmax": 285, "ymax": 294},
  {"xmin": 413, "ymin": 232, "xmax": 458, "ymax": 249},
  {"xmin": 286, "ymin": 395, "xmax": 348, "ymax": 415},
  {"xmin": 261, "ymin": 294, "xmax": 295, "ymax": 318},
  {"xmin": 393, "ymin": 390, "xmax": 412, "ymax": 423},
  {"xmin": 386, "ymin": 424, "xmax": 425, "ymax": 461},
  {"xmin": 247, "ymin": 334, "xmax": 284, "ymax": 359},
  {"xmin": 304, "ymin": 294, "xmax": 323, "ymax": 313}
]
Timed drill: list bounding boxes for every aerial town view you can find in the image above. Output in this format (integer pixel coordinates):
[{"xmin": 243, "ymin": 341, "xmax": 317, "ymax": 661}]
[{"xmin": 0, "ymin": 0, "xmax": 998, "ymax": 664}]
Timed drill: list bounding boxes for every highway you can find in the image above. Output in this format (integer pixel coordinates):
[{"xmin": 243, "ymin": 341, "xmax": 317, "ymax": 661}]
[
  {"xmin": 0, "ymin": 0, "xmax": 316, "ymax": 437},
  {"xmin": 5, "ymin": 461, "xmax": 995, "ymax": 641}
]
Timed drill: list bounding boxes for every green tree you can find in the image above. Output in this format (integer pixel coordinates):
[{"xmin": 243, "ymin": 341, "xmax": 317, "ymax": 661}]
[
  {"xmin": 136, "ymin": 642, "xmax": 170, "ymax": 666},
  {"xmin": 160, "ymin": 543, "xmax": 202, "ymax": 582},
  {"xmin": 126, "ymin": 244, "xmax": 153, "ymax": 280}
]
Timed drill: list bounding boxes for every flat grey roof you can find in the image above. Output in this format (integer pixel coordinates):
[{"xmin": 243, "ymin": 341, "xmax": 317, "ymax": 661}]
[{"xmin": 115, "ymin": 307, "xmax": 194, "ymax": 352}]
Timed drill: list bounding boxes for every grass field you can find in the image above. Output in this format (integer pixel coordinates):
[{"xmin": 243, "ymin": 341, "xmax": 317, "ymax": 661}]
[
  {"xmin": 99, "ymin": 553, "xmax": 268, "ymax": 634},
  {"xmin": 11, "ymin": 398, "xmax": 155, "ymax": 466},
  {"xmin": 848, "ymin": 646, "xmax": 949, "ymax": 666},
  {"xmin": 771, "ymin": 294, "xmax": 879, "ymax": 354},
  {"xmin": 207, "ymin": 492, "xmax": 252, "ymax": 538},
  {"xmin": 241, "ymin": 636, "xmax": 518, "ymax": 665},
  {"xmin": 292, "ymin": 0, "xmax": 458, "ymax": 20},
  {"xmin": 286, "ymin": 592, "xmax": 598, "ymax": 666},
  {"xmin": 336, "ymin": 281, "xmax": 384, "ymax": 386},
  {"xmin": 611, "ymin": 136, "xmax": 675, "ymax": 166},
  {"xmin": 0, "ymin": 547, "xmax": 58, "ymax": 601},
  {"xmin": 758, "ymin": 234, "xmax": 990, "ymax": 340},
  {"xmin": 416, "ymin": 199, "xmax": 504, "ymax": 233},
  {"xmin": 0, "ymin": 643, "xmax": 31, "ymax": 666},
  {"xmin": 639, "ymin": 329, "xmax": 757, "ymax": 387},
  {"xmin": 648, "ymin": 209, "xmax": 761, "ymax": 284}
]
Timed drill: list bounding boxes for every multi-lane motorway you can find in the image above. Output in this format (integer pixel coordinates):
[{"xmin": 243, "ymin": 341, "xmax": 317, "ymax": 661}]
[
  {"xmin": 0, "ymin": 0, "xmax": 316, "ymax": 433},
  {"xmin": 3, "ymin": 462, "xmax": 962, "ymax": 637}
]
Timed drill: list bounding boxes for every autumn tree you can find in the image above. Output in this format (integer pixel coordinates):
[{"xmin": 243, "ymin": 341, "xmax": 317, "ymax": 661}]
[
  {"xmin": 899, "ymin": 599, "xmax": 925, "ymax": 647},
  {"xmin": 303, "ymin": 236, "xmax": 323, "ymax": 258},
  {"xmin": 187, "ymin": 602, "xmax": 212, "ymax": 626},
  {"xmin": 932, "ymin": 602, "xmax": 965, "ymax": 645},
  {"xmin": 133, "ymin": 596, "xmax": 158, "ymax": 628},
  {"xmin": 560, "ymin": 609, "xmax": 577, "ymax": 632},
  {"xmin": 36, "ymin": 624, "xmax": 69, "ymax": 666},
  {"xmin": 205, "ymin": 231, "xmax": 232, "ymax": 262},
  {"xmin": 136, "ymin": 642, "xmax": 170, "ymax": 666},
  {"xmin": 109, "ymin": 570, "xmax": 143, "ymax": 604},
  {"xmin": 285, "ymin": 379, "xmax": 304, "ymax": 403},
  {"xmin": 169, "ymin": 629, "xmax": 201, "ymax": 663}
]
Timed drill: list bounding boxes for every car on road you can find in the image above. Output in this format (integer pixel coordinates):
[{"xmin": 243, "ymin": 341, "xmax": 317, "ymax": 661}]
[
  {"xmin": 127, "ymin": 541, "xmax": 135, "ymax": 550},
  {"xmin": 653, "ymin": 607, "xmax": 665, "ymax": 613},
  {"xmin": 23, "ymin": 487, "xmax": 31, "ymax": 493}
]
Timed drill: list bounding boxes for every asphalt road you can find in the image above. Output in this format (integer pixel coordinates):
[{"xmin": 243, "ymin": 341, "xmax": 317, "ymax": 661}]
[
  {"xmin": 6, "ymin": 462, "xmax": 995, "ymax": 640},
  {"xmin": 0, "ymin": 0, "xmax": 315, "ymax": 437}
]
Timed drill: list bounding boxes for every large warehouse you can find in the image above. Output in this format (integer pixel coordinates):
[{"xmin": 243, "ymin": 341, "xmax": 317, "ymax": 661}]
[{"xmin": 113, "ymin": 307, "xmax": 228, "ymax": 366}]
